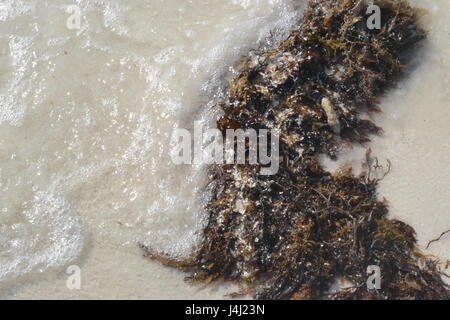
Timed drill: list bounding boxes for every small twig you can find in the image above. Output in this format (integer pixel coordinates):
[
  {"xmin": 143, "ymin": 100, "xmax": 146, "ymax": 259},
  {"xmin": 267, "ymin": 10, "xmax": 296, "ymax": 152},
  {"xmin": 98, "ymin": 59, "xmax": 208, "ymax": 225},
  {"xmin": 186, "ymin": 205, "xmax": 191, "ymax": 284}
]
[{"xmin": 426, "ymin": 229, "xmax": 450, "ymax": 250}]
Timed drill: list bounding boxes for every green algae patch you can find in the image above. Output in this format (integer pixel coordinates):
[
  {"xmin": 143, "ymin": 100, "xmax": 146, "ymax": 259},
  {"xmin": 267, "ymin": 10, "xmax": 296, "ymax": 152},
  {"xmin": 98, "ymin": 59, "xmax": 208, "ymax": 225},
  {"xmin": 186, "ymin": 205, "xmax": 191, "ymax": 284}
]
[{"xmin": 142, "ymin": 0, "xmax": 450, "ymax": 299}]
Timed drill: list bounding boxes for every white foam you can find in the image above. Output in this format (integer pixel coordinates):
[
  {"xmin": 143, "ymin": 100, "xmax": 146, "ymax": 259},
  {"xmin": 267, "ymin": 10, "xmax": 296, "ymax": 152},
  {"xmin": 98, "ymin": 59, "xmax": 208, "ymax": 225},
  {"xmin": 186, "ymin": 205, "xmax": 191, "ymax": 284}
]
[
  {"xmin": 0, "ymin": 184, "xmax": 83, "ymax": 288},
  {"xmin": 0, "ymin": 0, "xmax": 302, "ymax": 294}
]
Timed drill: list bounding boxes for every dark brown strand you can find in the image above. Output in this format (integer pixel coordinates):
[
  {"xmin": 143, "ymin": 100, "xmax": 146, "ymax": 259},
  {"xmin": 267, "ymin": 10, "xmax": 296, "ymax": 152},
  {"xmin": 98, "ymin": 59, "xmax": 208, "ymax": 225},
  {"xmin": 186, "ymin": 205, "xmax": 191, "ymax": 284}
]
[{"xmin": 426, "ymin": 230, "xmax": 450, "ymax": 250}]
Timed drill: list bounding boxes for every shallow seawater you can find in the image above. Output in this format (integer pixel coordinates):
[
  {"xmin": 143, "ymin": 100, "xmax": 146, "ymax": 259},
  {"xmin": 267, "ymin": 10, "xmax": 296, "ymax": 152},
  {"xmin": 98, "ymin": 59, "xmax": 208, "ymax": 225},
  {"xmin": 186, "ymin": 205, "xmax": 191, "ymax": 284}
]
[
  {"xmin": 0, "ymin": 0, "xmax": 449, "ymax": 299},
  {"xmin": 0, "ymin": 0, "xmax": 302, "ymax": 298}
]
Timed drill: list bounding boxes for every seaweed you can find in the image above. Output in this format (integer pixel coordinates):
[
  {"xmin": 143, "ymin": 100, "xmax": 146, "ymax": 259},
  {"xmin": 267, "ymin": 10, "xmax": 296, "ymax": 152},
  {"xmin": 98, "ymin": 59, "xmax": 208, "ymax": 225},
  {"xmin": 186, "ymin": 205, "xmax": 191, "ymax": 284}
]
[
  {"xmin": 142, "ymin": 0, "xmax": 450, "ymax": 299},
  {"xmin": 427, "ymin": 230, "xmax": 450, "ymax": 250}
]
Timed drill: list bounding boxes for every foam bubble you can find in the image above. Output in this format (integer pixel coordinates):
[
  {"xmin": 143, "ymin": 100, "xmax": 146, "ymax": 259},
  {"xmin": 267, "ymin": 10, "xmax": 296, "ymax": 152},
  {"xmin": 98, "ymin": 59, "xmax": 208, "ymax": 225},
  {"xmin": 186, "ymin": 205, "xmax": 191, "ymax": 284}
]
[{"xmin": 0, "ymin": 186, "xmax": 83, "ymax": 288}]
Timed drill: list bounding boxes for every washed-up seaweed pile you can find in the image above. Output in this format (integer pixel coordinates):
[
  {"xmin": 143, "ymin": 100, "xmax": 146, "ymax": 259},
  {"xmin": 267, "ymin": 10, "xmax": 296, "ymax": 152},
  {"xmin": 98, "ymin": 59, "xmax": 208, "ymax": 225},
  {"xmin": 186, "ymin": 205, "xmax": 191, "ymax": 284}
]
[{"xmin": 143, "ymin": 0, "xmax": 450, "ymax": 299}]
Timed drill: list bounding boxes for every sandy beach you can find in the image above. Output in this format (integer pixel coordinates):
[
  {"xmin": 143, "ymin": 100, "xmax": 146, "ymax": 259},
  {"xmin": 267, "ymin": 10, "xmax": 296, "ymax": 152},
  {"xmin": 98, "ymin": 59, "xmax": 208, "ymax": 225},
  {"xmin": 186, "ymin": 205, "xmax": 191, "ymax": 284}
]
[{"xmin": 1, "ymin": 0, "xmax": 449, "ymax": 299}]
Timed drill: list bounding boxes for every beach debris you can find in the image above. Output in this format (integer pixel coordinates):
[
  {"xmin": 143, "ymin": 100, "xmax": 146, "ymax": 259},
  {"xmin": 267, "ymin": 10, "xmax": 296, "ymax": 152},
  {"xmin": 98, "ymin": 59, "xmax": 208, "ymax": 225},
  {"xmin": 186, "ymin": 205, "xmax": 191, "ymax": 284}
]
[
  {"xmin": 321, "ymin": 97, "xmax": 341, "ymax": 135},
  {"xmin": 143, "ymin": 0, "xmax": 450, "ymax": 299},
  {"xmin": 426, "ymin": 230, "xmax": 450, "ymax": 250}
]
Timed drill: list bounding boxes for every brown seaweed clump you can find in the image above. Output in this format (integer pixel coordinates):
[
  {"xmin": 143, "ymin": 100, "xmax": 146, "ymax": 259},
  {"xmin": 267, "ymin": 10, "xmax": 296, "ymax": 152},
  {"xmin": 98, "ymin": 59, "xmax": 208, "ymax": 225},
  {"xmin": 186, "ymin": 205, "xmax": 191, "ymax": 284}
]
[{"xmin": 142, "ymin": 0, "xmax": 450, "ymax": 299}]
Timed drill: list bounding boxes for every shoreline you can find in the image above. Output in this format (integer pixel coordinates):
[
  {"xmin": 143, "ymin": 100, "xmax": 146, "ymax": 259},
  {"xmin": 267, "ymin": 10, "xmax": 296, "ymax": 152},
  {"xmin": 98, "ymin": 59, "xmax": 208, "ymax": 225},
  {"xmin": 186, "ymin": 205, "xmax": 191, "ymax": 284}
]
[{"xmin": 2, "ymin": 0, "xmax": 450, "ymax": 299}]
